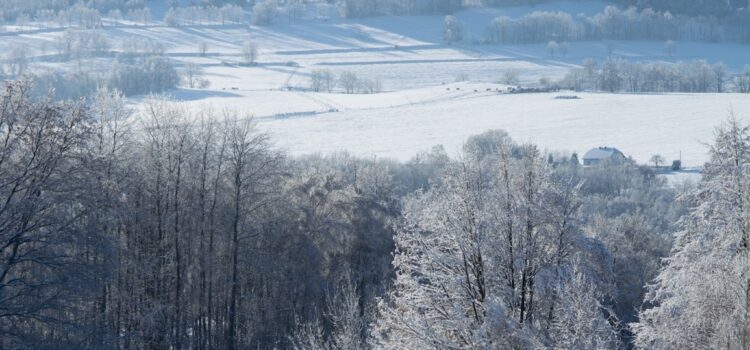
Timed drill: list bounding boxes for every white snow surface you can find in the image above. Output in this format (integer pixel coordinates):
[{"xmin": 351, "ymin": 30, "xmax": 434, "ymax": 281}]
[
  {"xmin": 251, "ymin": 88, "xmax": 750, "ymax": 166},
  {"xmin": 164, "ymin": 85, "xmax": 746, "ymax": 166},
  {"xmin": 3, "ymin": 1, "xmax": 749, "ymax": 166}
]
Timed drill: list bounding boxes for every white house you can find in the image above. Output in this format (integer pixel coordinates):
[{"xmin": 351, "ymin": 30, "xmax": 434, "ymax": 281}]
[{"xmin": 582, "ymin": 147, "xmax": 626, "ymax": 166}]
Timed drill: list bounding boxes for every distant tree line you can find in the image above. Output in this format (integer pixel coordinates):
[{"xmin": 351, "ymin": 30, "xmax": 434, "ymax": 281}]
[
  {"xmin": 164, "ymin": 5, "xmax": 244, "ymax": 26},
  {"xmin": 486, "ymin": 6, "xmax": 750, "ymax": 45},
  {"xmin": 0, "ymin": 0, "xmax": 144, "ymax": 22},
  {"xmin": 560, "ymin": 58, "xmax": 750, "ymax": 93},
  {"xmin": 335, "ymin": 0, "xmax": 462, "ymax": 18},
  {"xmin": 612, "ymin": 0, "xmax": 749, "ymax": 17},
  {"xmin": 0, "ymin": 0, "xmax": 150, "ymax": 26}
]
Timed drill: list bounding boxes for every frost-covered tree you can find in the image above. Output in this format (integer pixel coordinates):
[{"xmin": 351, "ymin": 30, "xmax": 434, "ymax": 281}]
[
  {"xmin": 714, "ymin": 62, "xmax": 727, "ymax": 93},
  {"xmin": 183, "ymin": 62, "xmax": 206, "ymax": 88},
  {"xmin": 5, "ymin": 44, "xmax": 28, "ymax": 78},
  {"xmin": 633, "ymin": 117, "xmax": 750, "ymax": 349},
  {"xmin": 357, "ymin": 77, "xmax": 382, "ymax": 94},
  {"xmin": 241, "ymin": 41, "xmax": 258, "ymax": 65},
  {"xmin": 599, "ymin": 58, "xmax": 623, "ymax": 92},
  {"xmin": 339, "ymin": 71, "xmax": 358, "ymax": 94},
  {"xmin": 198, "ymin": 41, "xmax": 208, "ymax": 56},
  {"xmin": 547, "ymin": 40, "xmax": 559, "ymax": 56},
  {"xmin": 164, "ymin": 7, "xmax": 179, "ymax": 26},
  {"xmin": 559, "ymin": 41, "xmax": 569, "ymax": 56},
  {"xmin": 664, "ymin": 40, "xmax": 676, "ymax": 56},
  {"xmin": 0, "ymin": 79, "xmax": 106, "ymax": 349},
  {"xmin": 736, "ymin": 65, "xmax": 750, "ymax": 93},
  {"xmin": 501, "ymin": 69, "xmax": 520, "ymax": 85},
  {"xmin": 252, "ymin": 0, "xmax": 279, "ymax": 26},
  {"xmin": 550, "ymin": 271, "xmax": 619, "ymax": 349},
  {"xmin": 443, "ymin": 15, "xmax": 464, "ymax": 43},
  {"xmin": 292, "ymin": 275, "xmax": 372, "ymax": 350},
  {"xmin": 650, "ymin": 154, "xmax": 665, "ymax": 169},
  {"xmin": 310, "ymin": 69, "xmax": 335, "ymax": 92}
]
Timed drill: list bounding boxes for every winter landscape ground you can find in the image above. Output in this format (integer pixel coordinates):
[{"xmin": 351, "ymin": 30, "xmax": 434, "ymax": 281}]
[{"xmin": 3, "ymin": 0, "xmax": 750, "ymax": 349}]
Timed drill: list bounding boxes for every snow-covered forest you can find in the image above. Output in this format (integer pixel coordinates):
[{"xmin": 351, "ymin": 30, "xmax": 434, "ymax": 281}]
[{"xmin": 1, "ymin": 0, "xmax": 749, "ymax": 349}]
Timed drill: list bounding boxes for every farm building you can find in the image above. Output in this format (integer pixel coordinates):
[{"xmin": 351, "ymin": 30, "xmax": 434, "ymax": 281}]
[{"xmin": 582, "ymin": 147, "xmax": 626, "ymax": 166}]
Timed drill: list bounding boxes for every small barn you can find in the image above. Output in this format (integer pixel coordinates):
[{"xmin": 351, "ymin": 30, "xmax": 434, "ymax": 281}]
[{"xmin": 582, "ymin": 147, "xmax": 626, "ymax": 166}]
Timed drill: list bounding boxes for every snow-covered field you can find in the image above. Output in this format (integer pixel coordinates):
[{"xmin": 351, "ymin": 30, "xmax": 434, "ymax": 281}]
[
  {"xmin": 3, "ymin": 1, "xmax": 749, "ymax": 166},
  {"xmin": 261, "ymin": 90, "xmax": 747, "ymax": 167},
  {"xmin": 168, "ymin": 85, "xmax": 745, "ymax": 166}
]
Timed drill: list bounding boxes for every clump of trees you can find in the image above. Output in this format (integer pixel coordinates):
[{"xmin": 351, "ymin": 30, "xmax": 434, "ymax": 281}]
[
  {"xmin": 55, "ymin": 28, "xmax": 110, "ymax": 59},
  {"xmin": 23, "ymin": 33, "xmax": 178, "ymax": 99},
  {"xmin": 28, "ymin": 54, "xmax": 179, "ymax": 99},
  {"xmin": 372, "ymin": 135, "xmax": 620, "ymax": 348},
  {"xmin": 108, "ymin": 56, "xmax": 180, "ymax": 95}
]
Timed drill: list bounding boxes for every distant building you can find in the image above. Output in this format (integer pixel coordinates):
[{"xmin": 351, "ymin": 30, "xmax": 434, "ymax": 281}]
[{"xmin": 582, "ymin": 147, "xmax": 626, "ymax": 166}]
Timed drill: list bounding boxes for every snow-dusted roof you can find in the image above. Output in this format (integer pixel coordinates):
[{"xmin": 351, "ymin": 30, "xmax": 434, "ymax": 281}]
[{"xmin": 583, "ymin": 147, "xmax": 624, "ymax": 160}]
